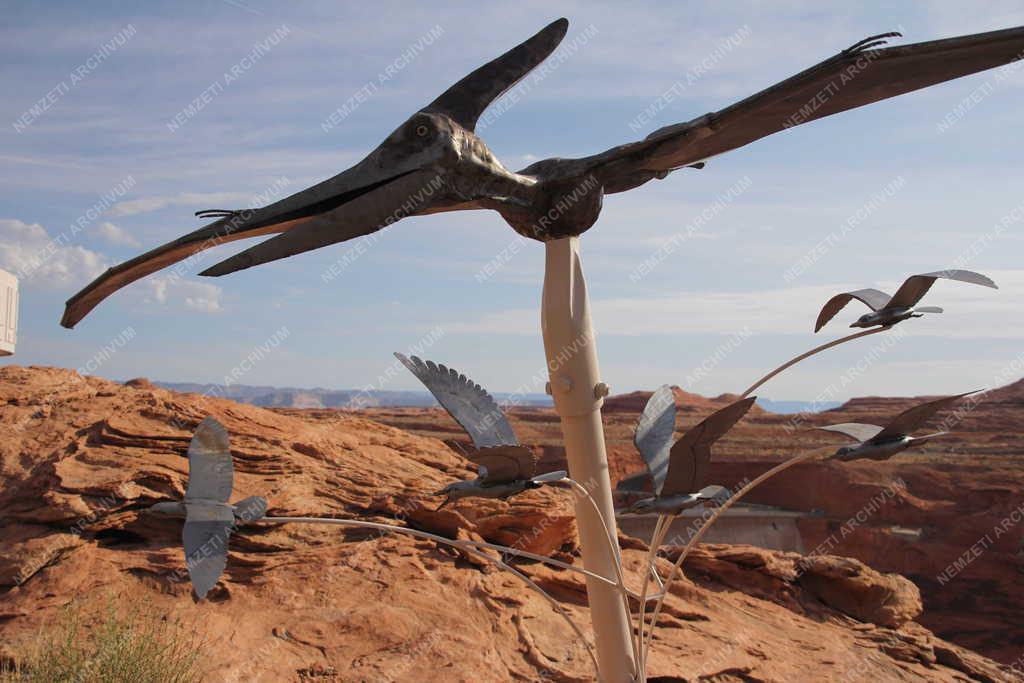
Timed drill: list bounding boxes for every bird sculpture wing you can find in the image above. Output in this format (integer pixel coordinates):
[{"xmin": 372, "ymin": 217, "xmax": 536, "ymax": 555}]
[
  {"xmin": 468, "ymin": 445, "xmax": 537, "ymax": 484},
  {"xmin": 886, "ymin": 269, "xmax": 998, "ymax": 310},
  {"xmin": 182, "ymin": 511, "xmax": 234, "ymax": 601},
  {"xmin": 662, "ymin": 397, "xmax": 756, "ymax": 497},
  {"xmin": 814, "ymin": 288, "xmax": 892, "ymax": 332},
  {"xmin": 575, "ymin": 27, "xmax": 1024, "ymax": 193},
  {"xmin": 395, "ymin": 353, "xmax": 518, "ymax": 449},
  {"xmin": 817, "ymin": 422, "xmax": 884, "ymax": 443},
  {"xmin": 875, "ymin": 391, "xmax": 978, "ymax": 441},
  {"xmin": 633, "ymin": 385, "xmax": 677, "ymax": 495},
  {"xmin": 184, "ymin": 417, "xmax": 233, "ymax": 503}
]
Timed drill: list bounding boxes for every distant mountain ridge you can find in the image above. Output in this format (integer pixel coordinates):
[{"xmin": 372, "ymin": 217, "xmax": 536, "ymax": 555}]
[
  {"xmin": 149, "ymin": 380, "xmax": 839, "ymax": 414},
  {"xmin": 151, "ymin": 381, "xmax": 553, "ymax": 409}
]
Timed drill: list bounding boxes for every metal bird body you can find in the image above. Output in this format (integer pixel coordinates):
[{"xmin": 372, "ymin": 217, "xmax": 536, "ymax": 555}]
[
  {"xmin": 145, "ymin": 417, "xmax": 267, "ymax": 600},
  {"xmin": 831, "ymin": 434, "xmax": 918, "ymax": 462},
  {"xmin": 622, "ymin": 485, "xmax": 730, "ymax": 517},
  {"xmin": 396, "ymin": 353, "xmax": 564, "ymax": 504},
  {"xmin": 617, "ymin": 390, "xmax": 753, "ymax": 515},
  {"xmin": 819, "ymin": 391, "xmax": 976, "ymax": 462},
  {"xmin": 816, "ymin": 269, "xmax": 997, "ymax": 332},
  {"xmin": 61, "ymin": 21, "xmax": 1024, "ymax": 328}
]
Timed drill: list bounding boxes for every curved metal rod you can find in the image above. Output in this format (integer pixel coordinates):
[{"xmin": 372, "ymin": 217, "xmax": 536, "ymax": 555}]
[
  {"xmin": 739, "ymin": 326, "xmax": 888, "ymax": 399},
  {"xmin": 635, "ymin": 515, "xmax": 666, "ymax": 680},
  {"xmin": 563, "ymin": 479, "xmax": 639, "ymax": 676},
  {"xmin": 638, "ymin": 516, "xmax": 671, "ymax": 679},
  {"xmin": 641, "ymin": 448, "xmax": 827, "ymax": 663},
  {"xmin": 259, "ymin": 515, "xmax": 601, "ymax": 677},
  {"xmin": 471, "ymin": 539, "xmax": 618, "ymax": 587}
]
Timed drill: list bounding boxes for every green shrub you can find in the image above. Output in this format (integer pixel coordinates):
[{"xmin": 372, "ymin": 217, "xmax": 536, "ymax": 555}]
[{"xmin": 1, "ymin": 597, "xmax": 201, "ymax": 683}]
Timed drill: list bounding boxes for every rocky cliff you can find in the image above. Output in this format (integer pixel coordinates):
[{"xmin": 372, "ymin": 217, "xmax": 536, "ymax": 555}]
[{"xmin": 1, "ymin": 366, "xmax": 1020, "ymax": 681}]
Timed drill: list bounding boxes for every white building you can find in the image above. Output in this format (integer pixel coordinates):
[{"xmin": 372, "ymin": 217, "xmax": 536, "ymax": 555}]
[{"xmin": 0, "ymin": 268, "xmax": 17, "ymax": 356}]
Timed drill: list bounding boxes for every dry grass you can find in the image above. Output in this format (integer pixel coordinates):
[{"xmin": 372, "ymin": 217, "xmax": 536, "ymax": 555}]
[{"xmin": 1, "ymin": 597, "xmax": 201, "ymax": 683}]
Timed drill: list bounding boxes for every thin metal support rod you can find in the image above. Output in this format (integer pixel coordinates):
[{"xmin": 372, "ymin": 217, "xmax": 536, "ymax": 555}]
[
  {"xmin": 739, "ymin": 327, "xmax": 888, "ymax": 399},
  {"xmin": 259, "ymin": 515, "xmax": 601, "ymax": 677},
  {"xmin": 641, "ymin": 448, "xmax": 825, "ymax": 662},
  {"xmin": 635, "ymin": 515, "xmax": 663, "ymax": 679},
  {"xmin": 564, "ymin": 478, "xmax": 639, "ymax": 669},
  {"xmin": 260, "ymin": 515, "xmax": 615, "ymax": 585},
  {"xmin": 637, "ymin": 515, "xmax": 673, "ymax": 680}
]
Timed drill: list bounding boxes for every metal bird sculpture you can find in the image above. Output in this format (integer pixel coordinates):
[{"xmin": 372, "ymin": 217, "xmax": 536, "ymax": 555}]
[
  {"xmin": 814, "ymin": 269, "xmax": 998, "ymax": 332},
  {"xmin": 395, "ymin": 353, "xmax": 565, "ymax": 506},
  {"xmin": 618, "ymin": 386, "xmax": 755, "ymax": 515},
  {"xmin": 61, "ymin": 20, "xmax": 1024, "ymax": 328},
  {"xmin": 818, "ymin": 391, "xmax": 978, "ymax": 462},
  {"xmin": 147, "ymin": 417, "xmax": 267, "ymax": 600}
]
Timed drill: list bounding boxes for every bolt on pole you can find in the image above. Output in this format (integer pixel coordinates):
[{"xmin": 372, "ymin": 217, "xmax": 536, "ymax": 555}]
[{"xmin": 541, "ymin": 236, "xmax": 636, "ymax": 682}]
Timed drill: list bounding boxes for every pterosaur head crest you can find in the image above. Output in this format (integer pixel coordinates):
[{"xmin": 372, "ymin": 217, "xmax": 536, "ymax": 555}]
[{"xmin": 424, "ymin": 18, "xmax": 568, "ymax": 131}]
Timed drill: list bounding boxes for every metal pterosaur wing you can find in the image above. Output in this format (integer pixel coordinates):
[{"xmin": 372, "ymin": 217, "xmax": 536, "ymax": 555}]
[
  {"xmin": 814, "ymin": 288, "xmax": 892, "ymax": 332},
  {"xmin": 582, "ymin": 27, "xmax": 1024, "ymax": 192},
  {"xmin": 886, "ymin": 269, "xmax": 998, "ymax": 310},
  {"xmin": 817, "ymin": 422, "xmax": 884, "ymax": 443},
  {"xmin": 633, "ymin": 385, "xmax": 677, "ymax": 495},
  {"xmin": 662, "ymin": 397, "xmax": 755, "ymax": 496},
  {"xmin": 874, "ymin": 391, "xmax": 978, "ymax": 442},
  {"xmin": 185, "ymin": 417, "xmax": 233, "ymax": 504},
  {"xmin": 395, "ymin": 353, "xmax": 517, "ymax": 448},
  {"xmin": 425, "ymin": 18, "xmax": 567, "ymax": 131},
  {"xmin": 469, "ymin": 444, "xmax": 537, "ymax": 484}
]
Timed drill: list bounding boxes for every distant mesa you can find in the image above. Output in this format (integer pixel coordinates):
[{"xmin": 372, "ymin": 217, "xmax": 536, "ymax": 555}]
[{"xmin": 603, "ymin": 386, "xmax": 767, "ymax": 415}]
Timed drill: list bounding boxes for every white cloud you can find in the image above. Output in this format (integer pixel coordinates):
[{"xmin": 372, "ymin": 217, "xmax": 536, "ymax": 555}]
[
  {"xmin": 93, "ymin": 221, "xmax": 141, "ymax": 247},
  {"xmin": 0, "ymin": 218, "xmax": 107, "ymax": 287},
  {"xmin": 143, "ymin": 277, "xmax": 223, "ymax": 314},
  {"xmin": 108, "ymin": 191, "xmax": 255, "ymax": 217},
  {"xmin": 448, "ymin": 271, "xmax": 1024, "ymax": 339}
]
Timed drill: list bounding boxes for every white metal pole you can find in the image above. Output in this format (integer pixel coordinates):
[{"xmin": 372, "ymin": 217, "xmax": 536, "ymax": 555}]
[{"xmin": 541, "ymin": 236, "xmax": 636, "ymax": 682}]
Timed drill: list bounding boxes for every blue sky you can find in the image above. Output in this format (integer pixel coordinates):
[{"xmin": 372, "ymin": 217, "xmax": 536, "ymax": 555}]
[{"xmin": 2, "ymin": 1, "xmax": 1023, "ymax": 401}]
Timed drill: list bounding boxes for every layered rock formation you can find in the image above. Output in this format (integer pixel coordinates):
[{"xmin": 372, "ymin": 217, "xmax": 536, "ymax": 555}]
[
  {"xmin": 369, "ymin": 381, "xmax": 1024, "ymax": 666},
  {"xmin": 1, "ymin": 366, "xmax": 1020, "ymax": 681}
]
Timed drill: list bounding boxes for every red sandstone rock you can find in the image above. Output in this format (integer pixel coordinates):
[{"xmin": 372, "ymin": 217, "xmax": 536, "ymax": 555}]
[{"xmin": 0, "ymin": 366, "xmax": 1020, "ymax": 681}]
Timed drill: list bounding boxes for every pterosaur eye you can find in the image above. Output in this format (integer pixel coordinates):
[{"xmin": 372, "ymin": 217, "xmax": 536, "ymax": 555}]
[{"xmin": 415, "ymin": 124, "xmax": 429, "ymax": 137}]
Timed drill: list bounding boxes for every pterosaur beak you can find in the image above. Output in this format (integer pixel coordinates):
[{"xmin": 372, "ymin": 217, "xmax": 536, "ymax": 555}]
[{"xmin": 197, "ymin": 166, "xmax": 444, "ymax": 277}]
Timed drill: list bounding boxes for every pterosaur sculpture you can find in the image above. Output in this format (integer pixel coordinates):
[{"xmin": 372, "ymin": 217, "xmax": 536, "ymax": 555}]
[
  {"xmin": 815, "ymin": 270, "xmax": 998, "ymax": 332},
  {"xmin": 395, "ymin": 353, "xmax": 565, "ymax": 506},
  {"xmin": 147, "ymin": 417, "xmax": 268, "ymax": 600},
  {"xmin": 819, "ymin": 391, "xmax": 977, "ymax": 461},
  {"xmin": 60, "ymin": 21, "xmax": 1024, "ymax": 328}
]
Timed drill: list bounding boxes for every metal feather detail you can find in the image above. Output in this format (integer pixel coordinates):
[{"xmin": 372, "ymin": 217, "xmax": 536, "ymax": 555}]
[{"xmin": 394, "ymin": 353, "xmax": 518, "ymax": 448}]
